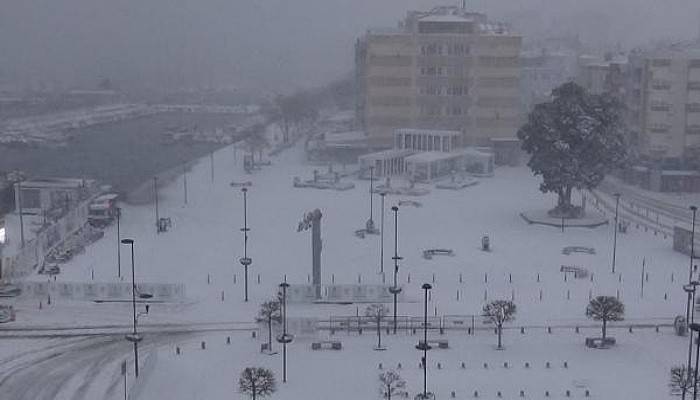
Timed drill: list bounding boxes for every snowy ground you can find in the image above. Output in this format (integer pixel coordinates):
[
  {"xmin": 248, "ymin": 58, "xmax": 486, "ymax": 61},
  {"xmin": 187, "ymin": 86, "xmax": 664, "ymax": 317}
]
[{"xmin": 3, "ymin": 141, "xmax": 697, "ymax": 399}]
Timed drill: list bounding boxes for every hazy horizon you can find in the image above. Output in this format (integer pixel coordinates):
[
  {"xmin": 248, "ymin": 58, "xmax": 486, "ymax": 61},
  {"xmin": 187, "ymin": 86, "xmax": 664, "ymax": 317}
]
[{"xmin": 1, "ymin": 0, "xmax": 699, "ymax": 95}]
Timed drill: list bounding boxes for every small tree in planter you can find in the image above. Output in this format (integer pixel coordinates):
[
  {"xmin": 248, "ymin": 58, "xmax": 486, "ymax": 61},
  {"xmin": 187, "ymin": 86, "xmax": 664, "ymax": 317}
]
[
  {"xmin": 379, "ymin": 370, "xmax": 407, "ymax": 400},
  {"xmin": 239, "ymin": 367, "xmax": 276, "ymax": 400},
  {"xmin": 669, "ymin": 365, "xmax": 695, "ymax": 397},
  {"xmin": 586, "ymin": 296, "xmax": 624, "ymax": 341},
  {"xmin": 483, "ymin": 300, "xmax": 516, "ymax": 349},
  {"xmin": 257, "ymin": 297, "xmax": 282, "ymax": 353},
  {"xmin": 366, "ymin": 304, "xmax": 390, "ymax": 349}
]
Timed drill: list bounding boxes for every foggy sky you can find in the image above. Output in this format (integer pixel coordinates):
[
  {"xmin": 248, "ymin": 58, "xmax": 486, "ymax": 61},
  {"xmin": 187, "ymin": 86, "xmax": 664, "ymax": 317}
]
[{"xmin": 1, "ymin": 0, "xmax": 699, "ymax": 95}]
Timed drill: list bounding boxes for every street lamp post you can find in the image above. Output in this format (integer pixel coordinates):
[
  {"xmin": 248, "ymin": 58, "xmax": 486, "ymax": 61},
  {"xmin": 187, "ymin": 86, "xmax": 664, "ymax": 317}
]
[
  {"xmin": 612, "ymin": 193, "xmax": 621, "ymax": 274},
  {"xmin": 183, "ymin": 165, "xmax": 188, "ymax": 205},
  {"xmin": 16, "ymin": 175, "xmax": 25, "ymax": 248},
  {"xmin": 415, "ymin": 283, "xmax": 432, "ymax": 398},
  {"xmin": 691, "ymin": 323, "xmax": 700, "ymax": 400},
  {"xmin": 154, "ymin": 177, "xmax": 160, "ymax": 234},
  {"xmin": 685, "ymin": 283, "xmax": 699, "ymax": 400},
  {"xmin": 367, "ymin": 166, "xmax": 375, "ymax": 232},
  {"xmin": 240, "ymin": 188, "xmax": 252, "ymax": 302},
  {"xmin": 380, "ymin": 192, "xmax": 386, "ymax": 275},
  {"xmin": 689, "ymin": 206, "xmax": 697, "ymax": 283},
  {"xmin": 389, "ymin": 206, "xmax": 403, "ymax": 334},
  {"xmin": 277, "ymin": 282, "xmax": 293, "ymax": 383},
  {"xmin": 116, "ymin": 207, "xmax": 121, "ymax": 278},
  {"xmin": 121, "ymin": 238, "xmax": 141, "ymax": 378}
]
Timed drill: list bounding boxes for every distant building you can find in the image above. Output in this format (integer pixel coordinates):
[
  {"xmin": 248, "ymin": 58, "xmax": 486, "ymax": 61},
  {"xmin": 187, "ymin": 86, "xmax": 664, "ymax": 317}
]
[
  {"xmin": 520, "ymin": 49, "xmax": 577, "ymax": 111},
  {"xmin": 355, "ymin": 5, "xmax": 522, "ymax": 153}
]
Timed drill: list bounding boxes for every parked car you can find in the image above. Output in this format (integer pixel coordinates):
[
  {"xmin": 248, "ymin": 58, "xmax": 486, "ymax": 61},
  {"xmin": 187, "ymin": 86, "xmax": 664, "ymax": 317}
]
[
  {"xmin": 0, "ymin": 284, "xmax": 21, "ymax": 298},
  {"xmin": 0, "ymin": 305, "xmax": 16, "ymax": 323},
  {"xmin": 39, "ymin": 264, "xmax": 61, "ymax": 275}
]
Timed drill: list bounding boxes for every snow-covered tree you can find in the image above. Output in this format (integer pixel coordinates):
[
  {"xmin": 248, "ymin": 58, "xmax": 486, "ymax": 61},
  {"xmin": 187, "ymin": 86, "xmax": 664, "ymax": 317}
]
[
  {"xmin": 257, "ymin": 298, "xmax": 281, "ymax": 352},
  {"xmin": 586, "ymin": 296, "xmax": 624, "ymax": 340},
  {"xmin": 379, "ymin": 370, "xmax": 406, "ymax": 400},
  {"xmin": 517, "ymin": 82, "xmax": 628, "ymax": 218},
  {"xmin": 365, "ymin": 304, "xmax": 389, "ymax": 349},
  {"xmin": 239, "ymin": 367, "xmax": 276, "ymax": 400},
  {"xmin": 483, "ymin": 300, "xmax": 516, "ymax": 349},
  {"xmin": 669, "ymin": 365, "xmax": 695, "ymax": 397}
]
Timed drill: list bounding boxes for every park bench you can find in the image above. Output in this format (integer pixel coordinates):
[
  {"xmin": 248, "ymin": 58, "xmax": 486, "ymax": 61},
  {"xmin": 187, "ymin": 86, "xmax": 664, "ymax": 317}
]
[
  {"xmin": 417, "ymin": 339, "xmax": 449, "ymax": 349},
  {"xmin": 562, "ymin": 246, "xmax": 596, "ymax": 255},
  {"xmin": 422, "ymin": 249, "xmax": 455, "ymax": 260},
  {"xmin": 585, "ymin": 337, "xmax": 616, "ymax": 349},
  {"xmin": 311, "ymin": 341, "xmax": 342, "ymax": 350},
  {"xmin": 560, "ymin": 265, "xmax": 589, "ymax": 279}
]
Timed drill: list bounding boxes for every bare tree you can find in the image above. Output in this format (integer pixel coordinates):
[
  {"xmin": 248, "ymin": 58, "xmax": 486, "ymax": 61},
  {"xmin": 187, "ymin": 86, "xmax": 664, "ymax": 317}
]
[
  {"xmin": 379, "ymin": 370, "xmax": 406, "ymax": 400},
  {"xmin": 365, "ymin": 304, "xmax": 389, "ymax": 349},
  {"xmin": 239, "ymin": 367, "xmax": 276, "ymax": 400},
  {"xmin": 669, "ymin": 365, "xmax": 695, "ymax": 397},
  {"xmin": 483, "ymin": 300, "xmax": 516, "ymax": 349},
  {"xmin": 257, "ymin": 298, "xmax": 281, "ymax": 353},
  {"xmin": 586, "ymin": 296, "xmax": 624, "ymax": 340}
]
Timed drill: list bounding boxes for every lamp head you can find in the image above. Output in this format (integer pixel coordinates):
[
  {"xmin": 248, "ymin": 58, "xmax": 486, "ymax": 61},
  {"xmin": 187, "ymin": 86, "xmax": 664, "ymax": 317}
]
[
  {"xmin": 241, "ymin": 187, "xmax": 248, "ymax": 193},
  {"xmin": 121, "ymin": 238, "xmax": 134, "ymax": 245},
  {"xmin": 691, "ymin": 323, "xmax": 700, "ymax": 332},
  {"xmin": 422, "ymin": 283, "xmax": 432, "ymax": 290},
  {"xmin": 692, "ymin": 205, "xmax": 698, "ymax": 212},
  {"xmin": 391, "ymin": 206, "xmax": 398, "ymax": 212},
  {"xmin": 279, "ymin": 282, "xmax": 290, "ymax": 288}
]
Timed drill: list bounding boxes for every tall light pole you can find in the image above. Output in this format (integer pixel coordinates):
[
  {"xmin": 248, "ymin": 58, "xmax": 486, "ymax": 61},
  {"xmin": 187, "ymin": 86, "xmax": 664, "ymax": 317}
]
[
  {"xmin": 116, "ymin": 207, "xmax": 121, "ymax": 278},
  {"xmin": 16, "ymin": 176, "xmax": 25, "ymax": 248},
  {"xmin": 154, "ymin": 177, "xmax": 160, "ymax": 234},
  {"xmin": 121, "ymin": 238, "xmax": 141, "ymax": 378},
  {"xmin": 367, "ymin": 166, "xmax": 375, "ymax": 232},
  {"xmin": 685, "ymin": 282, "xmax": 699, "ymax": 400},
  {"xmin": 611, "ymin": 193, "xmax": 621, "ymax": 274},
  {"xmin": 689, "ymin": 206, "xmax": 697, "ymax": 283},
  {"xmin": 415, "ymin": 283, "xmax": 432, "ymax": 399},
  {"xmin": 379, "ymin": 192, "xmax": 386, "ymax": 274},
  {"xmin": 239, "ymin": 188, "xmax": 252, "ymax": 302},
  {"xmin": 277, "ymin": 282, "xmax": 293, "ymax": 383},
  {"xmin": 691, "ymin": 322, "xmax": 700, "ymax": 400},
  {"xmin": 183, "ymin": 165, "xmax": 188, "ymax": 205},
  {"xmin": 389, "ymin": 206, "xmax": 402, "ymax": 334}
]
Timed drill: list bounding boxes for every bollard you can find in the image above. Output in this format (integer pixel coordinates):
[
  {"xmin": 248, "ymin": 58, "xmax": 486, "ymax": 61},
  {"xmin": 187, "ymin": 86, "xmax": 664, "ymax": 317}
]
[
  {"xmin": 226, "ymin": 336, "xmax": 231, "ymax": 345},
  {"xmin": 461, "ymin": 362, "xmax": 466, "ymax": 369},
  {"xmin": 545, "ymin": 391, "xmax": 550, "ymax": 397},
  {"xmin": 521, "ymin": 327, "xmax": 525, "ymax": 334},
  {"xmin": 201, "ymin": 341, "xmax": 206, "ymax": 350},
  {"xmin": 585, "ymin": 390, "xmax": 590, "ymax": 397},
  {"xmin": 252, "ymin": 331, "xmax": 257, "ymax": 338},
  {"xmin": 665, "ymin": 293, "xmax": 668, "ymax": 300},
  {"xmin": 520, "ymin": 390, "xmax": 525, "ymax": 397},
  {"xmin": 39, "ymin": 301, "xmax": 42, "ymax": 310},
  {"xmin": 397, "ymin": 363, "xmax": 402, "ymax": 369},
  {"xmin": 563, "ymin": 361, "xmax": 568, "ymax": 368},
  {"xmin": 629, "ymin": 326, "xmax": 633, "ymax": 333},
  {"xmin": 566, "ymin": 390, "xmax": 571, "ymax": 397},
  {"xmin": 524, "ymin": 362, "xmax": 530, "ymax": 368},
  {"xmin": 474, "ymin": 390, "xmax": 479, "ymax": 398},
  {"xmin": 437, "ymin": 362, "xmax": 442, "ymax": 369},
  {"xmin": 451, "ymin": 391, "xmax": 456, "ymax": 398},
  {"xmin": 539, "ymin": 290, "xmax": 543, "ymax": 301},
  {"xmin": 257, "ymin": 274, "xmax": 261, "ymax": 284},
  {"xmin": 483, "ymin": 362, "xmax": 488, "ymax": 369},
  {"xmin": 408, "ymin": 273, "xmax": 411, "ymax": 283},
  {"xmin": 545, "ymin": 361, "xmax": 550, "ymax": 368},
  {"xmin": 207, "ymin": 274, "xmax": 211, "ymax": 284},
  {"xmin": 221, "ymin": 291, "xmax": 225, "ymax": 302},
  {"xmin": 509, "ymin": 273, "xmax": 512, "ymax": 283},
  {"xmin": 459, "ymin": 273, "xmax": 463, "ymax": 283},
  {"xmin": 575, "ymin": 326, "xmax": 579, "ymax": 334},
  {"xmin": 503, "ymin": 362, "xmax": 508, "ymax": 368},
  {"xmin": 547, "ymin": 326, "xmax": 552, "ymax": 334},
  {"xmin": 176, "ymin": 346, "xmax": 181, "ymax": 355},
  {"xmin": 48, "ymin": 294, "xmax": 52, "ymax": 305},
  {"xmin": 378, "ymin": 363, "xmax": 383, "ymax": 370},
  {"xmin": 497, "ymin": 391, "xmax": 502, "ymax": 398},
  {"xmin": 537, "ymin": 273, "xmax": 540, "ymax": 282},
  {"xmin": 656, "ymin": 325, "xmax": 660, "ymax": 333}
]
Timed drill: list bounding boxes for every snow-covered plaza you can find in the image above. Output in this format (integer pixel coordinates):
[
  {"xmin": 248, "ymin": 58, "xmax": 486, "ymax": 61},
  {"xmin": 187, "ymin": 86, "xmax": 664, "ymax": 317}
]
[{"xmin": 1, "ymin": 142, "xmax": 696, "ymax": 399}]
